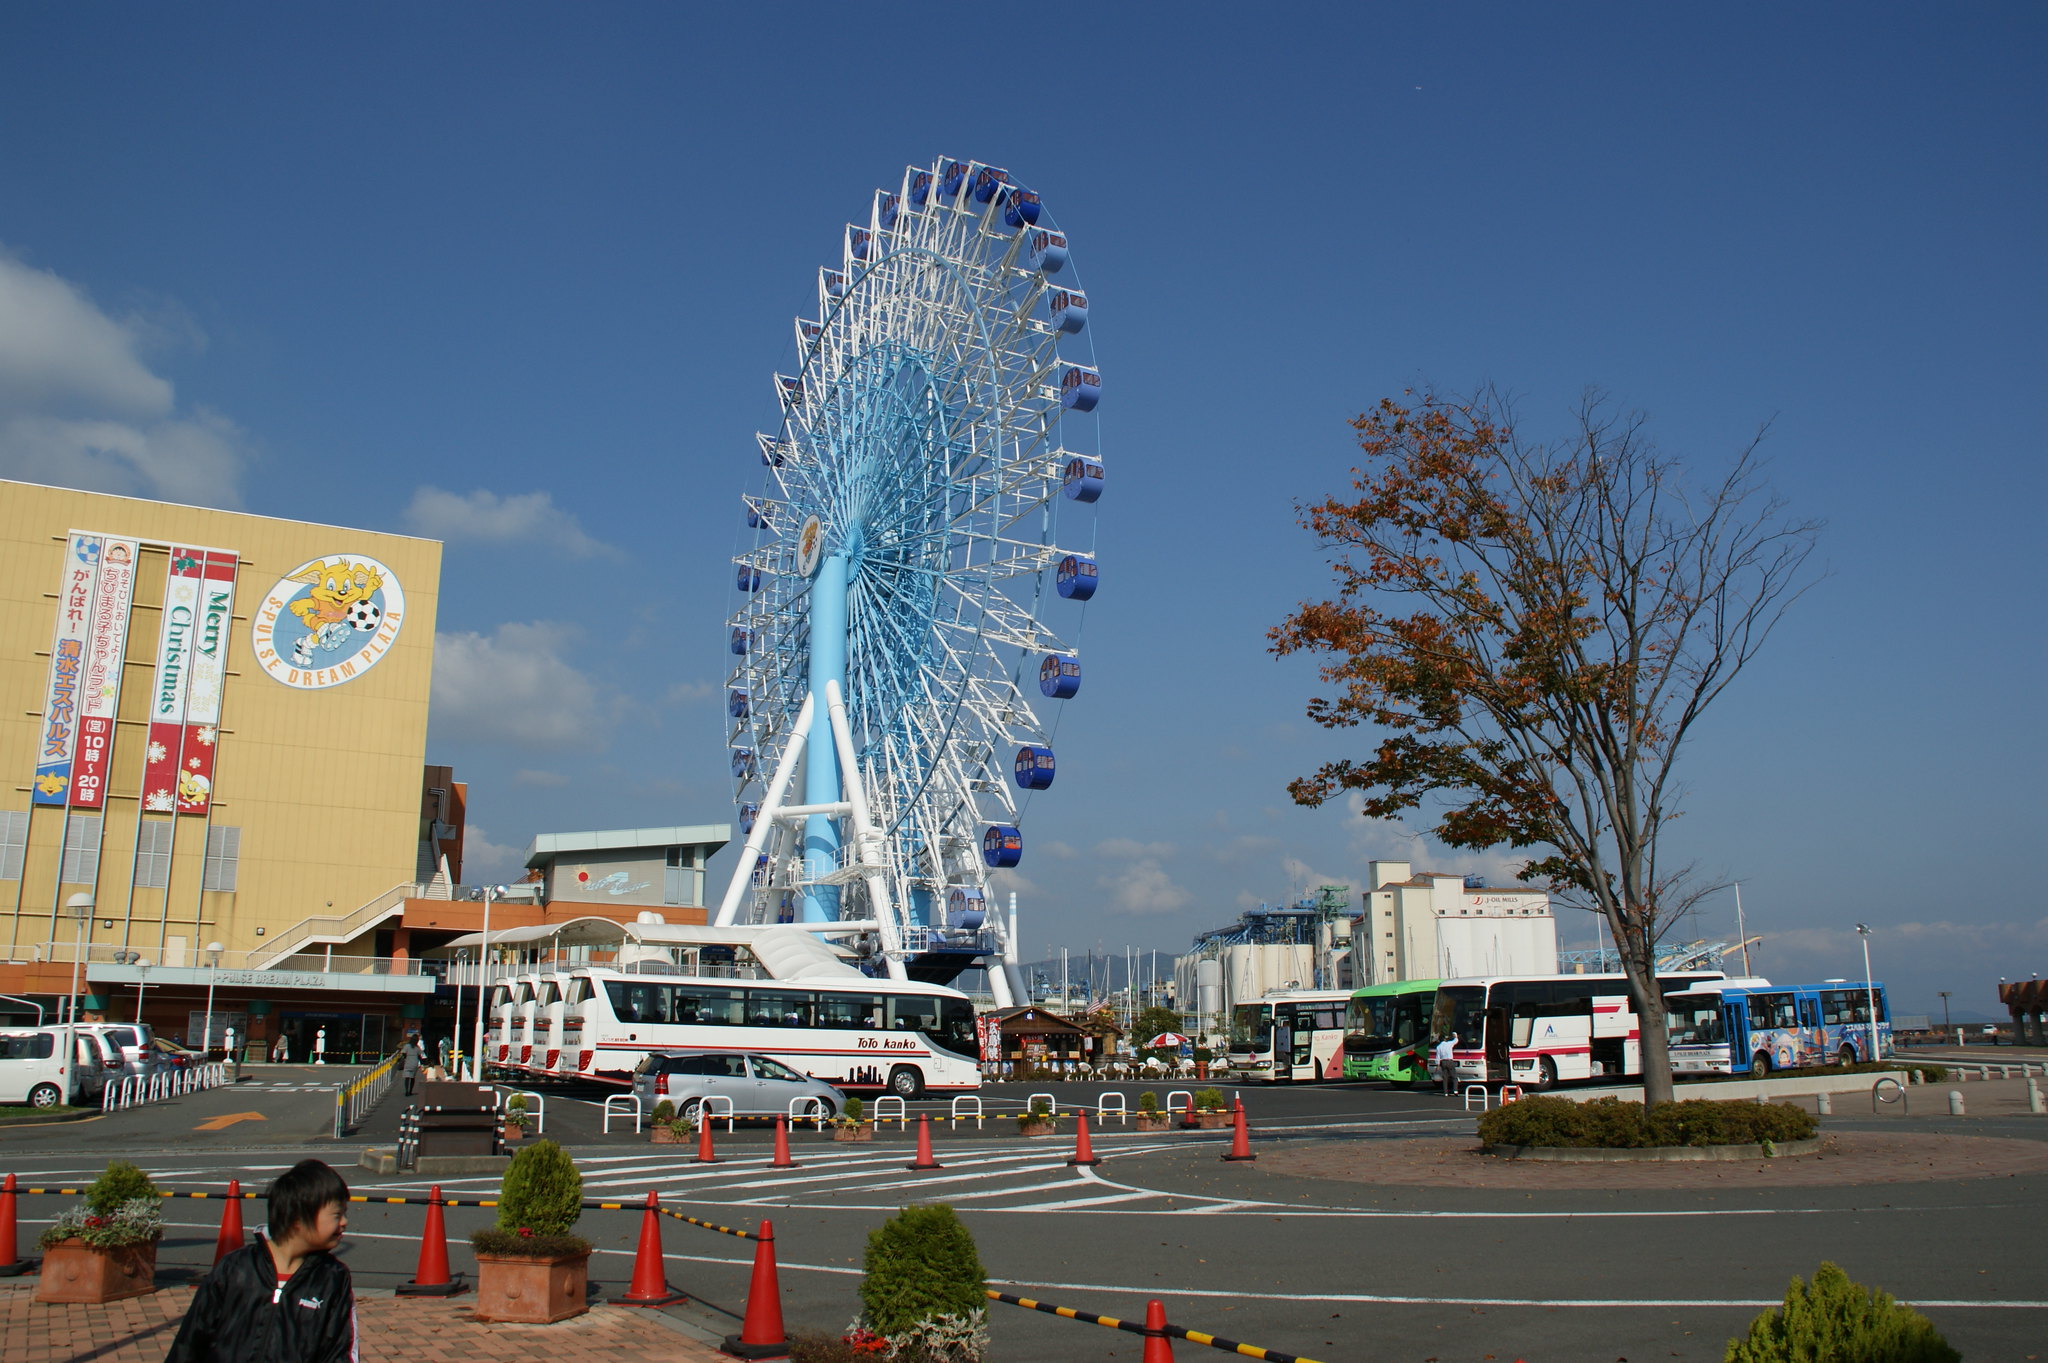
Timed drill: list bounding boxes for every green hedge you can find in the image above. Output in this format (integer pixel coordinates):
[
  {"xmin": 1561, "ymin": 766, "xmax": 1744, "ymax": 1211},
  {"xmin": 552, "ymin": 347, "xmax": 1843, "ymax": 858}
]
[{"xmin": 1478, "ymin": 1096, "xmax": 1818, "ymax": 1149}]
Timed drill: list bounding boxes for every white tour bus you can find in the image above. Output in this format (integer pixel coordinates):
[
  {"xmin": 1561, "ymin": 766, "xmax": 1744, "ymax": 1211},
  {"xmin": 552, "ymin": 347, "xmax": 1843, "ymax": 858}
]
[
  {"xmin": 482, "ymin": 924, "xmax": 980, "ymax": 1099},
  {"xmin": 1227, "ymin": 988, "xmax": 1354, "ymax": 1081},
  {"xmin": 1429, "ymin": 969, "xmax": 1728, "ymax": 1090}
]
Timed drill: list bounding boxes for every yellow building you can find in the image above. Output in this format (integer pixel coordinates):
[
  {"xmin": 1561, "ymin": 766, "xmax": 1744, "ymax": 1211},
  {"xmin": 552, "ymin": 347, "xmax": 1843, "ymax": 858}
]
[{"xmin": 0, "ymin": 479, "xmax": 442, "ymax": 1053}]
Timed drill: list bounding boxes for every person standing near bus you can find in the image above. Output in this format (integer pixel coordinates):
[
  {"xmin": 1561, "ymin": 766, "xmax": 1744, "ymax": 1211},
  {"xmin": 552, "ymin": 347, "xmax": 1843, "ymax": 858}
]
[{"xmin": 1434, "ymin": 1032, "xmax": 1459, "ymax": 1096}]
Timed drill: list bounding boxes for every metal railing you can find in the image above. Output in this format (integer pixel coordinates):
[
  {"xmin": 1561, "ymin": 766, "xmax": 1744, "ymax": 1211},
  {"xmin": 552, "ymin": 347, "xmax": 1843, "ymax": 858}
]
[
  {"xmin": 333, "ymin": 1054, "xmax": 398, "ymax": 1137},
  {"xmin": 99, "ymin": 1061, "xmax": 229, "ymax": 1111}
]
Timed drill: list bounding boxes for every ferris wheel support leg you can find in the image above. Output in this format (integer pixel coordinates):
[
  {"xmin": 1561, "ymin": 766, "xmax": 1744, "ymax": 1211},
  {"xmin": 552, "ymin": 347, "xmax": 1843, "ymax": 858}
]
[
  {"xmin": 713, "ymin": 693, "xmax": 816, "ymax": 927},
  {"xmin": 822, "ymin": 680, "xmax": 906, "ymax": 976}
]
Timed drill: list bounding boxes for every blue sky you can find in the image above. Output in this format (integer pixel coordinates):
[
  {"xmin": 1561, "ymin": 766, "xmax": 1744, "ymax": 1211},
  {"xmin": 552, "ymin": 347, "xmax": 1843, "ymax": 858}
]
[{"xmin": 2, "ymin": 5, "xmax": 2041, "ymax": 1018}]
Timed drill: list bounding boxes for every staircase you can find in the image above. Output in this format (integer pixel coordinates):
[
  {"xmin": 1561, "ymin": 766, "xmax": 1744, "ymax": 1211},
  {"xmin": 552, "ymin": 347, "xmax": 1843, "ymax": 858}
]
[{"xmin": 252, "ymin": 882, "xmax": 421, "ymax": 968}]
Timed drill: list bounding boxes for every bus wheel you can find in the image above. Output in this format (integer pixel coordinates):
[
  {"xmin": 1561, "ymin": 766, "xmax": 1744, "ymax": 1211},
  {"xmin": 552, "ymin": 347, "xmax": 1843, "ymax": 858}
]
[
  {"xmin": 1837, "ymin": 1044, "xmax": 1856, "ymax": 1067},
  {"xmin": 887, "ymin": 1065, "xmax": 925, "ymax": 1100},
  {"xmin": 1534, "ymin": 1057, "xmax": 1558, "ymax": 1091},
  {"xmin": 1752, "ymin": 1052, "xmax": 1773, "ymax": 1076}
]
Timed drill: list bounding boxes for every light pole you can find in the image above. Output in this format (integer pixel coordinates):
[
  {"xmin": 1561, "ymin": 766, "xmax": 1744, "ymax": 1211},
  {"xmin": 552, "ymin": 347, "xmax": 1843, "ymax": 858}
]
[
  {"xmin": 1939, "ymin": 990, "xmax": 1953, "ymax": 1043},
  {"xmin": 202, "ymin": 941, "xmax": 225, "ymax": 1057},
  {"xmin": 134, "ymin": 957, "xmax": 150, "ymax": 1027},
  {"xmin": 63, "ymin": 893, "xmax": 92, "ymax": 1102},
  {"xmin": 450, "ymin": 947, "xmax": 466, "ymax": 1078},
  {"xmin": 1854, "ymin": 924, "xmax": 1881, "ymax": 1061}
]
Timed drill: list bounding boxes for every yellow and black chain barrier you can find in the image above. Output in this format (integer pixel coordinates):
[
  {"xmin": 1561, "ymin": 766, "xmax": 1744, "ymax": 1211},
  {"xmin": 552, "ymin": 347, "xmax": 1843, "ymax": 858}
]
[
  {"xmin": 332, "ymin": 1052, "xmax": 399, "ymax": 1138},
  {"xmin": 987, "ymin": 1289, "xmax": 1327, "ymax": 1363}
]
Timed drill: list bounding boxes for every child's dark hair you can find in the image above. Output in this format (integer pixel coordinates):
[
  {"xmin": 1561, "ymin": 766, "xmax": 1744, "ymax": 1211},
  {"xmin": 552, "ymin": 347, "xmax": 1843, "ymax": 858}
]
[{"xmin": 266, "ymin": 1159, "xmax": 348, "ymax": 1240}]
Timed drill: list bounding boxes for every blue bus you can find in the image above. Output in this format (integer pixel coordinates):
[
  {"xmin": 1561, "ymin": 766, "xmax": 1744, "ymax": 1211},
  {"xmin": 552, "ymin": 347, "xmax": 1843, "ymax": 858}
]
[{"xmin": 1666, "ymin": 979, "xmax": 1891, "ymax": 1076}]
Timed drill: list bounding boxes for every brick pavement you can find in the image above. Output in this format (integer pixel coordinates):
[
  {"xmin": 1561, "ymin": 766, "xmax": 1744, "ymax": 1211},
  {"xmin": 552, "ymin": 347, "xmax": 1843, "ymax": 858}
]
[
  {"xmin": 1, "ymin": 1282, "xmax": 734, "ymax": 1362},
  {"xmin": 1260, "ymin": 1128, "xmax": 2048, "ymax": 1189}
]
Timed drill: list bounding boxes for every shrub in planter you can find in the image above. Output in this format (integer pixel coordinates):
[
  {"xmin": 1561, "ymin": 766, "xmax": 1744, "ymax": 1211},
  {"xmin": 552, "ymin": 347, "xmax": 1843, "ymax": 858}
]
[
  {"xmin": 858, "ymin": 1204, "xmax": 988, "ymax": 1361},
  {"xmin": 1193, "ymin": 1087, "xmax": 1226, "ymax": 1111},
  {"xmin": 35, "ymin": 1160, "xmax": 165, "ymax": 1303},
  {"xmin": 1136, "ymin": 1090, "xmax": 1161, "ymax": 1114},
  {"xmin": 843, "ymin": 1095, "xmax": 864, "ymax": 1124},
  {"xmin": 1726, "ymin": 1261, "xmax": 1958, "ymax": 1363},
  {"xmin": 1017, "ymin": 1097, "xmax": 1058, "ymax": 1134},
  {"xmin": 652, "ymin": 1098, "xmax": 677, "ymax": 1124},
  {"xmin": 471, "ymin": 1138, "xmax": 589, "ymax": 1259}
]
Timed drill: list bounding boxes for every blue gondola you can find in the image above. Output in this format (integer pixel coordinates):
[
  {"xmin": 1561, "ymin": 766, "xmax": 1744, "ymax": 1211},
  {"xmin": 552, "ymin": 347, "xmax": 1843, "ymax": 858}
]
[
  {"xmin": 798, "ymin": 320, "xmax": 822, "ymax": 345},
  {"xmin": 777, "ymin": 374, "xmax": 803, "ymax": 408},
  {"xmin": 1048, "ymin": 289, "xmax": 1088, "ymax": 334},
  {"xmin": 879, "ymin": 193, "xmax": 899, "ymax": 231},
  {"xmin": 939, "ymin": 161, "xmax": 967, "ymax": 199},
  {"xmin": 1060, "ymin": 366, "xmax": 1101, "ymax": 412},
  {"xmin": 1056, "ymin": 555, "xmax": 1098, "ymax": 600},
  {"xmin": 1062, "ymin": 457, "xmax": 1104, "ymax": 502},
  {"xmin": 728, "ymin": 688, "xmax": 749, "ymax": 718},
  {"xmin": 732, "ymin": 748, "xmax": 757, "ymax": 779},
  {"xmin": 1013, "ymin": 745, "xmax": 1056, "ymax": 790},
  {"xmin": 1038, "ymin": 653, "xmax": 1081, "ymax": 698},
  {"xmin": 731, "ymin": 627, "xmax": 751, "ymax": 655},
  {"xmin": 1027, "ymin": 229, "xmax": 1068, "ymax": 274},
  {"xmin": 972, "ymin": 166, "xmax": 1009, "ymax": 204},
  {"xmin": 757, "ymin": 433, "xmax": 784, "ymax": 467},
  {"xmin": 946, "ymin": 887, "xmax": 987, "ymax": 930},
  {"xmin": 849, "ymin": 227, "xmax": 870, "ymax": 261},
  {"xmin": 982, "ymin": 825, "xmax": 1023, "ymax": 868},
  {"xmin": 1004, "ymin": 190, "xmax": 1042, "ymax": 228},
  {"xmin": 746, "ymin": 499, "xmax": 772, "ymax": 528},
  {"xmin": 737, "ymin": 565, "xmax": 763, "ymax": 592},
  {"xmin": 822, "ymin": 268, "xmax": 847, "ymax": 298},
  {"xmin": 910, "ymin": 170, "xmax": 932, "ymax": 204},
  {"xmin": 739, "ymin": 801, "xmax": 760, "ymax": 834}
]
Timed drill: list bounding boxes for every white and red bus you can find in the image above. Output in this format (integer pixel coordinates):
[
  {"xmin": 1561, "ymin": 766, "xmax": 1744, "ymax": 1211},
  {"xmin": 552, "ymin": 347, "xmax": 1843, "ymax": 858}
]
[
  {"xmin": 483, "ymin": 926, "xmax": 980, "ymax": 1098},
  {"xmin": 1428, "ymin": 970, "xmax": 1728, "ymax": 1090},
  {"xmin": 1228, "ymin": 988, "xmax": 1354, "ymax": 1081}
]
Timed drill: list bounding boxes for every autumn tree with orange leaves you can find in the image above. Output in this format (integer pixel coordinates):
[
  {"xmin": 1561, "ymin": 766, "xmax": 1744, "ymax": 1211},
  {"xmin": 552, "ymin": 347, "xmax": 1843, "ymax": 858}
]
[{"xmin": 1271, "ymin": 389, "xmax": 1819, "ymax": 1107}]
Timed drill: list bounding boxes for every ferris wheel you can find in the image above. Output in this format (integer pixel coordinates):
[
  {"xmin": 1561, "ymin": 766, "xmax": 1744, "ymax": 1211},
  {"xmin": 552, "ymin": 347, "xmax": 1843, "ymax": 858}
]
[{"xmin": 714, "ymin": 156, "xmax": 1104, "ymax": 1007}]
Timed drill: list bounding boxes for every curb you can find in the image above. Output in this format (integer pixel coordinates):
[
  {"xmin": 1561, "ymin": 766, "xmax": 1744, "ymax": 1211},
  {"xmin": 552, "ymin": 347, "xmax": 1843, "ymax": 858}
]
[
  {"xmin": 1483, "ymin": 1137, "xmax": 1825, "ymax": 1162},
  {"xmin": 358, "ymin": 1148, "xmax": 511, "ymax": 1177},
  {"xmin": 0, "ymin": 1109, "xmax": 104, "ymax": 1129}
]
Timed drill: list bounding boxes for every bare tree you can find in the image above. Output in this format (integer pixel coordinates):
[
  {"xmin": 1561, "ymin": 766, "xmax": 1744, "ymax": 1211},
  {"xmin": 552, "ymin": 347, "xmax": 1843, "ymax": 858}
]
[{"xmin": 1270, "ymin": 388, "xmax": 1820, "ymax": 1106}]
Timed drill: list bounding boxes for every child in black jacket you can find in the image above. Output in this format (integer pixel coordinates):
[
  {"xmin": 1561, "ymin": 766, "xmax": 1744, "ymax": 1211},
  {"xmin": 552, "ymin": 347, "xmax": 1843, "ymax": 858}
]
[{"xmin": 165, "ymin": 1159, "xmax": 357, "ymax": 1363}]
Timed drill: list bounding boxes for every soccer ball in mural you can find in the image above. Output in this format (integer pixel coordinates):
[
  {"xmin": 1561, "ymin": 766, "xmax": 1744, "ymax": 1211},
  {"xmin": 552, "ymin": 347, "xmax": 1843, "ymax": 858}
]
[{"xmin": 345, "ymin": 601, "xmax": 382, "ymax": 631}]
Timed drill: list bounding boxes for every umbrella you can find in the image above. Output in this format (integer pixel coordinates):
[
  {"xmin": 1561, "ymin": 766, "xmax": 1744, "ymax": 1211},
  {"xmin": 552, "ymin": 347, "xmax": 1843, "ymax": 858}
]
[{"xmin": 1144, "ymin": 1032, "xmax": 1191, "ymax": 1050}]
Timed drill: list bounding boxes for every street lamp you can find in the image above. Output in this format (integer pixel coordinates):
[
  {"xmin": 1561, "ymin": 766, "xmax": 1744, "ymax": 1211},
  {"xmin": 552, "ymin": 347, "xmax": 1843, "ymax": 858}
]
[
  {"xmin": 1854, "ymin": 924, "xmax": 1881, "ymax": 1061},
  {"xmin": 1939, "ymin": 990, "xmax": 1953, "ymax": 1043},
  {"xmin": 132, "ymin": 956, "xmax": 150, "ymax": 1026},
  {"xmin": 466, "ymin": 883, "xmax": 542, "ymax": 1080},
  {"xmin": 63, "ymin": 893, "xmax": 92, "ymax": 1101},
  {"xmin": 203, "ymin": 941, "xmax": 225, "ymax": 1057}
]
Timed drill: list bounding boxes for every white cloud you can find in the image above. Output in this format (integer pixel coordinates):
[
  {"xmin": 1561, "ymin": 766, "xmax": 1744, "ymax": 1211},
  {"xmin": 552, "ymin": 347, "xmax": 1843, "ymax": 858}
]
[
  {"xmin": 404, "ymin": 486, "xmax": 621, "ymax": 559},
  {"xmin": 460, "ymin": 824, "xmax": 528, "ymax": 887},
  {"xmin": 0, "ymin": 251, "xmax": 251, "ymax": 505},
  {"xmin": 1094, "ymin": 841, "xmax": 1193, "ymax": 917},
  {"xmin": 513, "ymin": 769, "xmax": 569, "ymax": 788},
  {"xmin": 1095, "ymin": 837, "xmax": 1177, "ymax": 861},
  {"xmin": 430, "ymin": 621, "xmax": 615, "ymax": 749},
  {"xmin": 665, "ymin": 680, "xmax": 717, "ymax": 704}
]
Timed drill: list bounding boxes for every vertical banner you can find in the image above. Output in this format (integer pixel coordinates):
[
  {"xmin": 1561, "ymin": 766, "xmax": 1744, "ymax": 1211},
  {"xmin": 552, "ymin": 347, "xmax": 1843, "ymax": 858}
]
[
  {"xmin": 71, "ymin": 537, "xmax": 140, "ymax": 810},
  {"xmin": 176, "ymin": 552, "xmax": 237, "ymax": 815},
  {"xmin": 32, "ymin": 534, "xmax": 102, "ymax": 806},
  {"xmin": 142, "ymin": 548, "xmax": 204, "ymax": 813}
]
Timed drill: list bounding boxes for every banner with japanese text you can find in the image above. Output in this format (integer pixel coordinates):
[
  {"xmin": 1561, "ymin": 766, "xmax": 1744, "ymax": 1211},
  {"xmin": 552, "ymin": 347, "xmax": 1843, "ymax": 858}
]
[
  {"xmin": 70, "ymin": 536, "xmax": 140, "ymax": 810},
  {"xmin": 175, "ymin": 552, "xmax": 237, "ymax": 815},
  {"xmin": 32, "ymin": 534, "xmax": 101, "ymax": 806},
  {"xmin": 142, "ymin": 548, "xmax": 204, "ymax": 813}
]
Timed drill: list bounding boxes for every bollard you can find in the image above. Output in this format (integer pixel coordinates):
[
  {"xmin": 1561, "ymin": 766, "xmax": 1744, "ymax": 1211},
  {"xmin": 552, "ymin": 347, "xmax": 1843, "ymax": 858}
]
[
  {"xmin": 1948, "ymin": 1090, "xmax": 1965, "ymax": 1116},
  {"xmin": 612, "ymin": 1190, "xmax": 687, "ymax": 1306},
  {"xmin": 0, "ymin": 1172, "xmax": 28, "ymax": 1276},
  {"xmin": 213, "ymin": 1179, "xmax": 246, "ymax": 1262},
  {"xmin": 1816, "ymin": 1092, "xmax": 1832, "ymax": 1116},
  {"xmin": 395, "ymin": 1184, "xmax": 466, "ymax": 1296},
  {"xmin": 2028, "ymin": 1078, "xmax": 2043, "ymax": 1115},
  {"xmin": 1142, "ymin": 1297, "xmax": 1175, "ymax": 1362},
  {"xmin": 722, "ymin": 1219, "xmax": 789, "ymax": 1359}
]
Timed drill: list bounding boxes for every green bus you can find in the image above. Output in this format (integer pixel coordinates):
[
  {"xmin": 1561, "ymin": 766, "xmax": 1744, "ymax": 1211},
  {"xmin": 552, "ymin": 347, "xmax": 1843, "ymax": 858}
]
[{"xmin": 1342, "ymin": 979, "xmax": 1440, "ymax": 1083}]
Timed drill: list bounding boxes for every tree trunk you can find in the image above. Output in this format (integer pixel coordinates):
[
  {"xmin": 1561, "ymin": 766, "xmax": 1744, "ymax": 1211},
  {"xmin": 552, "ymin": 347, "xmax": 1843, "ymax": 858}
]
[{"xmin": 1614, "ymin": 920, "xmax": 1676, "ymax": 1109}]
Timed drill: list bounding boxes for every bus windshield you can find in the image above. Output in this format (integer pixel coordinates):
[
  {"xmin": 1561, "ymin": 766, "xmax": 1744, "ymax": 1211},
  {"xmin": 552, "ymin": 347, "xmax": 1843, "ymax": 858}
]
[
  {"xmin": 1430, "ymin": 986, "xmax": 1486, "ymax": 1046},
  {"xmin": 1228, "ymin": 1004, "xmax": 1271, "ymax": 1050},
  {"xmin": 1665, "ymin": 993, "xmax": 1726, "ymax": 1046},
  {"xmin": 1349, "ymin": 994, "xmax": 1425, "ymax": 1052}
]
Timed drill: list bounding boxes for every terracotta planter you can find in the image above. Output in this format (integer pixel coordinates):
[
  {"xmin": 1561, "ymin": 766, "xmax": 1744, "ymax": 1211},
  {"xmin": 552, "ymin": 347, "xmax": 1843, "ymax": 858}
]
[
  {"xmin": 502, "ymin": 1125, "xmax": 526, "ymax": 1142},
  {"xmin": 650, "ymin": 1125, "xmax": 693, "ymax": 1144},
  {"xmin": 35, "ymin": 1238, "xmax": 159, "ymax": 1303},
  {"xmin": 1134, "ymin": 1113, "xmax": 1173, "ymax": 1132},
  {"xmin": 832, "ymin": 1125, "xmax": 874, "ymax": 1143},
  {"xmin": 1018, "ymin": 1119, "xmax": 1060, "ymax": 1138},
  {"xmin": 474, "ymin": 1250, "xmax": 590, "ymax": 1324},
  {"xmin": 1180, "ymin": 1111, "xmax": 1230, "ymax": 1130}
]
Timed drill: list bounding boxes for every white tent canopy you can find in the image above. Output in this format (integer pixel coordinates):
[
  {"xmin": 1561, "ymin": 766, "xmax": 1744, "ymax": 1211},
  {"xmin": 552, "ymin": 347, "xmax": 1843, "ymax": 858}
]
[{"xmin": 428, "ymin": 920, "xmax": 865, "ymax": 980}]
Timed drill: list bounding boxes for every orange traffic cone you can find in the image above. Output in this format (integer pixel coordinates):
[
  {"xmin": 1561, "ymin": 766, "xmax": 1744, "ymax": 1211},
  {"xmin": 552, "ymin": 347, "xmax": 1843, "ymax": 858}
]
[
  {"xmin": 0, "ymin": 1172, "xmax": 28, "ymax": 1277},
  {"xmin": 721, "ymin": 1219, "xmax": 789, "ymax": 1359},
  {"xmin": 1221, "ymin": 1097, "xmax": 1256, "ymax": 1162},
  {"xmin": 1178, "ymin": 1092, "xmax": 1199, "ymax": 1130},
  {"xmin": 695, "ymin": 1110, "xmax": 721, "ymax": 1164},
  {"xmin": 212, "ymin": 1179, "xmax": 246, "ymax": 1262},
  {"xmin": 611, "ymin": 1190, "xmax": 687, "ymax": 1306},
  {"xmin": 905, "ymin": 1114, "xmax": 943, "ymax": 1171},
  {"xmin": 1142, "ymin": 1298, "xmax": 1175, "ymax": 1362},
  {"xmin": 396, "ymin": 1184, "xmax": 467, "ymax": 1296},
  {"xmin": 768, "ymin": 1113, "xmax": 800, "ymax": 1169},
  {"xmin": 1066, "ymin": 1110, "xmax": 1103, "ymax": 1167}
]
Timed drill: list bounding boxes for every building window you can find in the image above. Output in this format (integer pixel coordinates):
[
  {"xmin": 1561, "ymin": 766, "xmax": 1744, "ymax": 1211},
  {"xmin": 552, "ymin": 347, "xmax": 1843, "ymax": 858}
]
[
  {"xmin": 663, "ymin": 847, "xmax": 688, "ymax": 906},
  {"xmin": 0, "ymin": 810, "xmax": 27, "ymax": 881},
  {"xmin": 202, "ymin": 826, "xmax": 240, "ymax": 893},
  {"xmin": 134, "ymin": 820, "xmax": 174, "ymax": 889},
  {"xmin": 60, "ymin": 815, "xmax": 102, "ymax": 884}
]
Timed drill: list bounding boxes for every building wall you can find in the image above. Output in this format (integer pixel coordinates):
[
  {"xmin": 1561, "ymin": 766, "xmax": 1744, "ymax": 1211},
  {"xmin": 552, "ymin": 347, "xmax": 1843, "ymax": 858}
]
[
  {"xmin": 1360, "ymin": 861, "xmax": 1556, "ymax": 983},
  {"xmin": 0, "ymin": 481, "xmax": 440, "ymax": 969}
]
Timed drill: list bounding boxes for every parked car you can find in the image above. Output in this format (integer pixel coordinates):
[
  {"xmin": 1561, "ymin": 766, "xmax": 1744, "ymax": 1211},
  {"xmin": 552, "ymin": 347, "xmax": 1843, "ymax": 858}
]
[
  {"xmin": 0, "ymin": 1027, "xmax": 99, "ymax": 1108},
  {"xmin": 630, "ymin": 1050, "xmax": 844, "ymax": 1122},
  {"xmin": 149, "ymin": 1036, "xmax": 203, "ymax": 1068},
  {"xmin": 78, "ymin": 1023, "xmax": 156, "ymax": 1080}
]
